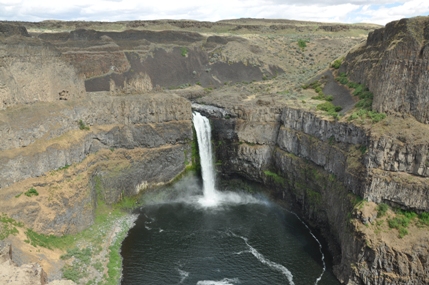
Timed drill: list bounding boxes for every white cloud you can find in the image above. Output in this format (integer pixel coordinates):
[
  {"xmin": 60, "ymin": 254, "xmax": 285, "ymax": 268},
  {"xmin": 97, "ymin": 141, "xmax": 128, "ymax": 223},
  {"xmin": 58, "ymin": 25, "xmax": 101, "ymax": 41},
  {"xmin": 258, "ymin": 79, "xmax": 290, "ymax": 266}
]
[{"xmin": 0, "ymin": 0, "xmax": 428, "ymax": 25}]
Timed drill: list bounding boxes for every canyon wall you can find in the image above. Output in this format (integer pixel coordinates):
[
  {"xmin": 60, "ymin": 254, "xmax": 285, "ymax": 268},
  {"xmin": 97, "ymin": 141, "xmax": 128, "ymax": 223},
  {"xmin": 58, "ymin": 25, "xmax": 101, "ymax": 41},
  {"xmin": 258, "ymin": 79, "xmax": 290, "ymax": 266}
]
[
  {"xmin": 196, "ymin": 100, "xmax": 429, "ymax": 285},
  {"xmin": 0, "ymin": 93, "xmax": 192, "ymax": 236},
  {"xmin": 341, "ymin": 17, "xmax": 429, "ymax": 124}
]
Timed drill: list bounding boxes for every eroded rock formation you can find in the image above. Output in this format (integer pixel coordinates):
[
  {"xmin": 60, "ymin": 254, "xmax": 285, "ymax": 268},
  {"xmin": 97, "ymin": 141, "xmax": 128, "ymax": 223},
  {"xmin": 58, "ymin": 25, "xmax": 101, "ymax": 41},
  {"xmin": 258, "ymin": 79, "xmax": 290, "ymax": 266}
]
[{"xmin": 342, "ymin": 17, "xmax": 429, "ymax": 124}]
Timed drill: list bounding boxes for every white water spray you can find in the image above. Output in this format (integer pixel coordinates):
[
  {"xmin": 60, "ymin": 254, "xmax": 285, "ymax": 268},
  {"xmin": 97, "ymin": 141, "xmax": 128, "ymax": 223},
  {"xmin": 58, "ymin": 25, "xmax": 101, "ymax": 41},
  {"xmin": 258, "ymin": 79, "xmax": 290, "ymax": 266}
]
[{"xmin": 192, "ymin": 112, "xmax": 219, "ymax": 207}]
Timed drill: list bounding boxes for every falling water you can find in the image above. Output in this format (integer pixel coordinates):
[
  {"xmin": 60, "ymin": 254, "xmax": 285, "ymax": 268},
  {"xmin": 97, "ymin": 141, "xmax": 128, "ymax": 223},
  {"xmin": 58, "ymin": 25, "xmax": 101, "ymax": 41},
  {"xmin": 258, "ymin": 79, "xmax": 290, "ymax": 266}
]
[{"xmin": 192, "ymin": 112, "xmax": 219, "ymax": 207}]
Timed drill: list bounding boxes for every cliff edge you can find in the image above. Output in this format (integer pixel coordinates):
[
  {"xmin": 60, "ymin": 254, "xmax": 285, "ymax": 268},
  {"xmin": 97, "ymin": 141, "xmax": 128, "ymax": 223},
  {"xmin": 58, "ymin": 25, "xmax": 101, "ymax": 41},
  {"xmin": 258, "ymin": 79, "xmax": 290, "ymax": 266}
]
[{"xmin": 342, "ymin": 16, "xmax": 429, "ymax": 124}]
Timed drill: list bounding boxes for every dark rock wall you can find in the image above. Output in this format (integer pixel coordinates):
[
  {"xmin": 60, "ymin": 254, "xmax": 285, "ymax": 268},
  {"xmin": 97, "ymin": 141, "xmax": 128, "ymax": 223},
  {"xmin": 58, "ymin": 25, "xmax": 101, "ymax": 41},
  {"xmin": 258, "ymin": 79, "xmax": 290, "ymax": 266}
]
[{"xmin": 342, "ymin": 17, "xmax": 429, "ymax": 124}]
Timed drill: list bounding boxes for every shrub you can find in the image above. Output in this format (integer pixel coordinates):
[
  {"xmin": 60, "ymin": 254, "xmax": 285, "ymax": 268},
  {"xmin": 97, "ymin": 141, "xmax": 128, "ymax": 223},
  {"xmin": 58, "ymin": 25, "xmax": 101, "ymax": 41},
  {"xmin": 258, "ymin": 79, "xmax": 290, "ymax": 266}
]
[
  {"xmin": 331, "ymin": 59, "xmax": 343, "ymax": 69},
  {"xmin": 25, "ymin": 188, "xmax": 39, "ymax": 197},
  {"xmin": 377, "ymin": 203, "xmax": 389, "ymax": 217},
  {"xmin": 297, "ymin": 39, "xmax": 307, "ymax": 50},
  {"xmin": 419, "ymin": 212, "xmax": 429, "ymax": 225},
  {"xmin": 180, "ymin": 47, "xmax": 188, "ymax": 57},
  {"xmin": 316, "ymin": 102, "xmax": 342, "ymax": 119},
  {"xmin": 78, "ymin": 120, "xmax": 90, "ymax": 130}
]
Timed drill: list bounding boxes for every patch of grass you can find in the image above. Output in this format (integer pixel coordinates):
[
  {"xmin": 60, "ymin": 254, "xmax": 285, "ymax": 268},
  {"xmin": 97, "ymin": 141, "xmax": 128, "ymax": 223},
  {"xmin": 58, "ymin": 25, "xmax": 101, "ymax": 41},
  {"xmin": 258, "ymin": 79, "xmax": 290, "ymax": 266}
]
[
  {"xmin": 263, "ymin": 170, "xmax": 286, "ymax": 185},
  {"xmin": 114, "ymin": 195, "xmax": 137, "ymax": 210},
  {"xmin": 62, "ymin": 264, "xmax": 85, "ymax": 283},
  {"xmin": 61, "ymin": 247, "xmax": 92, "ymax": 265},
  {"xmin": 24, "ymin": 229, "xmax": 68, "ymax": 249},
  {"xmin": 104, "ymin": 221, "xmax": 129, "ymax": 285},
  {"xmin": 15, "ymin": 192, "xmax": 23, "ymax": 198},
  {"xmin": 418, "ymin": 212, "xmax": 429, "ymax": 226},
  {"xmin": 180, "ymin": 47, "xmax": 188, "ymax": 57},
  {"xmin": 78, "ymin": 120, "xmax": 90, "ymax": 131},
  {"xmin": 0, "ymin": 214, "xmax": 22, "ymax": 240},
  {"xmin": 387, "ymin": 210, "xmax": 417, "ymax": 238},
  {"xmin": 24, "ymin": 187, "xmax": 39, "ymax": 197},
  {"xmin": 377, "ymin": 203, "xmax": 389, "ymax": 217}
]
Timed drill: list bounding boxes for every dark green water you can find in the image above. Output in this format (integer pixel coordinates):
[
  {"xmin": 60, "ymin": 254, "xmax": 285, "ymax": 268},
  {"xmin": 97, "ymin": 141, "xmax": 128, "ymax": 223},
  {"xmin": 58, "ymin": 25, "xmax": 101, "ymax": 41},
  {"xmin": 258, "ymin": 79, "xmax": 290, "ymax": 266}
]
[{"xmin": 120, "ymin": 177, "xmax": 341, "ymax": 285}]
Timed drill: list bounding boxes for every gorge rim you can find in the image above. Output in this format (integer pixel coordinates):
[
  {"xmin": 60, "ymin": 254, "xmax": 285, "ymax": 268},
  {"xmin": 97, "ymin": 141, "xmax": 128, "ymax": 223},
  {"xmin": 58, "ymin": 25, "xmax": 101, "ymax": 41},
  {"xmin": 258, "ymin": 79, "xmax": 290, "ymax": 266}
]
[{"xmin": 1, "ymin": 16, "xmax": 429, "ymax": 285}]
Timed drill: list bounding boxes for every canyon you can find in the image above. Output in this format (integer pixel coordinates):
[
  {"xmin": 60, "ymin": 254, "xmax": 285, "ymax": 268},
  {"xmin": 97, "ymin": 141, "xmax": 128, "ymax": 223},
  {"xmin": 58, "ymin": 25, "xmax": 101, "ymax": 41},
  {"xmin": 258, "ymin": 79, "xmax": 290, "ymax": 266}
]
[{"xmin": 0, "ymin": 17, "xmax": 428, "ymax": 285}]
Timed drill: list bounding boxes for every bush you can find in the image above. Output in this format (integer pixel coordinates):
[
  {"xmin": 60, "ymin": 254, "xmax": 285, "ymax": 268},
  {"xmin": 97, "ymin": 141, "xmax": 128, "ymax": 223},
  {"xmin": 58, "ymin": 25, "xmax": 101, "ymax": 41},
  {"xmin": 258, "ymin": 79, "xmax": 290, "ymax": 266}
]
[
  {"xmin": 78, "ymin": 120, "xmax": 90, "ymax": 130},
  {"xmin": 419, "ymin": 212, "xmax": 429, "ymax": 225},
  {"xmin": 377, "ymin": 203, "xmax": 389, "ymax": 217},
  {"xmin": 331, "ymin": 59, "xmax": 343, "ymax": 69},
  {"xmin": 316, "ymin": 102, "xmax": 342, "ymax": 118},
  {"xmin": 180, "ymin": 47, "xmax": 188, "ymax": 57},
  {"xmin": 297, "ymin": 39, "xmax": 307, "ymax": 50},
  {"xmin": 25, "ymin": 188, "xmax": 39, "ymax": 197}
]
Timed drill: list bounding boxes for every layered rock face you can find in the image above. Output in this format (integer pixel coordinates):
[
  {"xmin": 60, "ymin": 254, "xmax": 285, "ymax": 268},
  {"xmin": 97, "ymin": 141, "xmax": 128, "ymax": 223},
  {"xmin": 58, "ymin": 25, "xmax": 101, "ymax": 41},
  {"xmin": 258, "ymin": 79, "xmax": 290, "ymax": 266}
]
[
  {"xmin": 0, "ymin": 93, "xmax": 192, "ymax": 235},
  {"xmin": 0, "ymin": 24, "xmax": 85, "ymax": 109},
  {"xmin": 0, "ymin": 24, "xmax": 193, "ymax": 237},
  {"xmin": 197, "ymin": 100, "xmax": 429, "ymax": 285},
  {"xmin": 341, "ymin": 16, "xmax": 429, "ymax": 124}
]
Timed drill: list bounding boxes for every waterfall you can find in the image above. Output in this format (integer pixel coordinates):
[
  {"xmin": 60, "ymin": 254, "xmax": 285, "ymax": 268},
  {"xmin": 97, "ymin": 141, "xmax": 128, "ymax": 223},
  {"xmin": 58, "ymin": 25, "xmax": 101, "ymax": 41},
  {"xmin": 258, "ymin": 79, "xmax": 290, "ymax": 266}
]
[{"xmin": 192, "ymin": 112, "xmax": 219, "ymax": 207}]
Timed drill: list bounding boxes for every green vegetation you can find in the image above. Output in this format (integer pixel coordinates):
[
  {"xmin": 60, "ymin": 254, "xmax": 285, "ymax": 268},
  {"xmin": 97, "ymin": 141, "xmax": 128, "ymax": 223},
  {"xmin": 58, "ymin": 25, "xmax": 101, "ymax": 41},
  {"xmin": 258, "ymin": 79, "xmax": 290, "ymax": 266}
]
[
  {"xmin": 105, "ymin": 223, "xmax": 129, "ymax": 285},
  {"xmin": 24, "ymin": 187, "xmax": 39, "ymax": 197},
  {"xmin": 304, "ymin": 79, "xmax": 341, "ymax": 118},
  {"xmin": 263, "ymin": 170, "xmax": 286, "ymax": 185},
  {"xmin": 418, "ymin": 212, "xmax": 429, "ymax": 226},
  {"xmin": 306, "ymin": 188, "xmax": 322, "ymax": 205},
  {"xmin": 316, "ymin": 102, "xmax": 342, "ymax": 119},
  {"xmin": 0, "ymin": 214, "xmax": 22, "ymax": 240},
  {"xmin": 297, "ymin": 39, "xmax": 307, "ymax": 50},
  {"xmin": 58, "ymin": 164, "xmax": 71, "ymax": 171},
  {"xmin": 24, "ymin": 229, "xmax": 62, "ymax": 249},
  {"xmin": 78, "ymin": 120, "xmax": 90, "ymax": 130},
  {"xmin": 377, "ymin": 203, "xmax": 389, "ymax": 217},
  {"xmin": 180, "ymin": 47, "xmax": 188, "ymax": 57},
  {"xmin": 335, "ymin": 72, "xmax": 386, "ymax": 123},
  {"xmin": 386, "ymin": 210, "xmax": 418, "ymax": 238},
  {"xmin": 331, "ymin": 58, "xmax": 343, "ymax": 69},
  {"xmin": 61, "ymin": 247, "xmax": 92, "ymax": 282}
]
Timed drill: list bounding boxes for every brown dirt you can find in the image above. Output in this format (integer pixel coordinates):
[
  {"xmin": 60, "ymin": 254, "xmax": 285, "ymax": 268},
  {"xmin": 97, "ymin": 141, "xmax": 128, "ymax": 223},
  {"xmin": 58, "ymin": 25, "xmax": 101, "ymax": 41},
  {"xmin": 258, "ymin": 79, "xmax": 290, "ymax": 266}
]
[{"xmin": 353, "ymin": 201, "xmax": 429, "ymax": 252}]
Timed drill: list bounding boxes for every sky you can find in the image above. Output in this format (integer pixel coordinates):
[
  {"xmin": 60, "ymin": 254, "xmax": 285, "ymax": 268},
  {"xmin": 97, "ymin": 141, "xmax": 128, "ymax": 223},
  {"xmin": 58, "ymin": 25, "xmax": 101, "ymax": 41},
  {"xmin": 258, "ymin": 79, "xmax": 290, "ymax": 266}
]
[{"xmin": 0, "ymin": 0, "xmax": 428, "ymax": 26}]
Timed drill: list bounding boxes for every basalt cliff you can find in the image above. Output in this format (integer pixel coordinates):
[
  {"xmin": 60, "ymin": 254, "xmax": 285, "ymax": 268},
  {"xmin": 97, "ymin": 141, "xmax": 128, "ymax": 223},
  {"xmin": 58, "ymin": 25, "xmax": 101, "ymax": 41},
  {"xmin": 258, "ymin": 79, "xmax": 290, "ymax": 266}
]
[{"xmin": 0, "ymin": 17, "xmax": 428, "ymax": 285}]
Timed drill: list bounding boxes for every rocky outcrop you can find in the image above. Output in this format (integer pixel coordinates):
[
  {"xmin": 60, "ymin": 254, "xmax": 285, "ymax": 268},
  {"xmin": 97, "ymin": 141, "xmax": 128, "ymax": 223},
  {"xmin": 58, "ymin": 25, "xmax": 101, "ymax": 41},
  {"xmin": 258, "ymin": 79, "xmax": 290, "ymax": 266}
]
[
  {"xmin": 0, "ymin": 243, "xmax": 48, "ymax": 285},
  {"xmin": 0, "ymin": 27, "xmax": 85, "ymax": 109},
  {"xmin": 0, "ymin": 242, "xmax": 77, "ymax": 285},
  {"xmin": 341, "ymin": 16, "xmax": 429, "ymax": 124}
]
